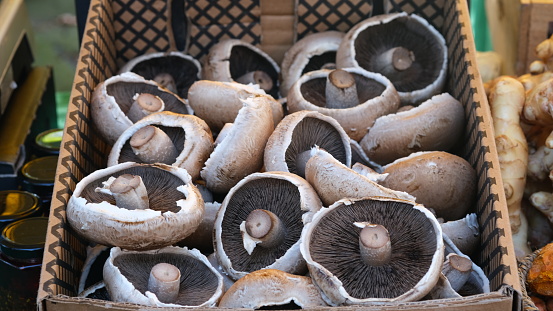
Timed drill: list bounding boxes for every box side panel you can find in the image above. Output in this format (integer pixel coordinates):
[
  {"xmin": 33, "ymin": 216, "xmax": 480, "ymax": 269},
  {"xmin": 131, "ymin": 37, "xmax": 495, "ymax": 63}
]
[
  {"xmin": 385, "ymin": 0, "xmax": 445, "ymax": 32},
  {"xmin": 518, "ymin": 2, "xmax": 553, "ymax": 75},
  {"xmin": 38, "ymin": 0, "xmax": 116, "ymax": 305}
]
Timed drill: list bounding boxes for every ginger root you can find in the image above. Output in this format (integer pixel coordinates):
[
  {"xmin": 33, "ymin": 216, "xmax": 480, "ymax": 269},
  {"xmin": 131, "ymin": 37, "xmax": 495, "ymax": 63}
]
[{"xmin": 488, "ymin": 76, "xmax": 532, "ymax": 259}]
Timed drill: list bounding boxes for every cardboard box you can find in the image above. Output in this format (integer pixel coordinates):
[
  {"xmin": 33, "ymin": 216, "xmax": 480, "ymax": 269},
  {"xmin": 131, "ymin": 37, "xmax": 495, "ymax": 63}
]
[
  {"xmin": 516, "ymin": 0, "xmax": 553, "ymax": 75},
  {"xmin": 38, "ymin": 0, "xmax": 522, "ymax": 310}
]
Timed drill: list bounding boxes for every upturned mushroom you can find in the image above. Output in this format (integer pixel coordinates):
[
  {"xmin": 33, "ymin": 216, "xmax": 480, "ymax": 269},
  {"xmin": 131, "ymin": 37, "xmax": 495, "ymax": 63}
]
[
  {"xmin": 380, "ymin": 151, "xmax": 477, "ymax": 221},
  {"xmin": 201, "ymin": 96, "xmax": 274, "ymax": 194},
  {"xmin": 202, "ymin": 38, "xmax": 280, "ymax": 98},
  {"xmin": 287, "ymin": 67, "xmax": 400, "ymax": 141},
  {"xmin": 103, "ymin": 246, "xmax": 224, "ymax": 307},
  {"xmin": 280, "ymin": 31, "xmax": 345, "ymax": 97},
  {"xmin": 336, "ymin": 12, "xmax": 447, "ymax": 105},
  {"xmin": 218, "ymin": 269, "xmax": 328, "ymax": 308},
  {"xmin": 118, "ymin": 51, "xmax": 202, "ymax": 99},
  {"xmin": 304, "ymin": 147, "xmax": 414, "ymax": 206},
  {"xmin": 300, "ymin": 196, "xmax": 444, "ymax": 305},
  {"xmin": 187, "ymin": 80, "xmax": 283, "ymax": 133},
  {"xmin": 264, "ymin": 110, "xmax": 352, "ymax": 178},
  {"xmin": 66, "ymin": 162, "xmax": 204, "ymax": 250},
  {"xmin": 91, "ymin": 72, "xmax": 191, "ymax": 144},
  {"xmin": 360, "ymin": 93, "xmax": 465, "ymax": 165},
  {"xmin": 107, "ymin": 112, "xmax": 214, "ymax": 181},
  {"xmin": 214, "ymin": 171, "xmax": 322, "ymax": 280}
]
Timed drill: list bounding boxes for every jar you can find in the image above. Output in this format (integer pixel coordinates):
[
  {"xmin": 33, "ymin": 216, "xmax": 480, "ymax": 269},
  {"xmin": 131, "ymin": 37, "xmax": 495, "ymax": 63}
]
[
  {"xmin": 0, "ymin": 217, "xmax": 49, "ymax": 310},
  {"xmin": 19, "ymin": 156, "xmax": 57, "ymax": 215},
  {"xmin": 0, "ymin": 190, "xmax": 42, "ymax": 231},
  {"xmin": 32, "ymin": 128, "xmax": 63, "ymax": 158}
]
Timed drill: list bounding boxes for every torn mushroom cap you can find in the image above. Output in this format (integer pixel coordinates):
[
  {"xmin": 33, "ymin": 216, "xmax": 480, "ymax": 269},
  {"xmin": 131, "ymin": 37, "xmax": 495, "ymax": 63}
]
[
  {"xmin": 214, "ymin": 171, "xmax": 322, "ymax": 281},
  {"xmin": 336, "ymin": 12, "xmax": 447, "ymax": 105},
  {"xmin": 218, "ymin": 269, "xmax": 327, "ymax": 308},
  {"xmin": 91, "ymin": 72, "xmax": 191, "ymax": 144},
  {"xmin": 66, "ymin": 162, "xmax": 204, "ymax": 250},
  {"xmin": 118, "ymin": 51, "xmax": 202, "ymax": 99},
  {"xmin": 202, "ymin": 38, "xmax": 280, "ymax": 98},
  {"xmin": 300, "ymin": 196, "xmax": 444, "ymax": 306},
  {"xmin": 360, "ymin": 92, "xmax": 465, "ymax": 165},
  {"xmin": 264, "ymin": 110, "xmax": 352, "ymax": 177},
  {"xmin": 380, "ymin": 151, "xmax": 477, "ymax": 221},
  {"xmin": 103, "ymin": 246, "xmax": 223, "ymax": 307},
  {"xmin": 287, "ymin": 67, "xmax": 400, "ymax": 141},
  {"xmin": 107, "ymin": 111, "xmax": 214, "ymax": 181},
  {"xmin": 201, "ymin": 96, "xmax": 274, "ymax": 194},
  {"xmin": 305, "ymin": 147, "xmax": 414, "ymax": 206},
  {"xmin": 280, "ymin": 31, "xmax": 345, "ymax": 97},
  {"xmin": 187, "ymin": 80, "xmax": 283, "ymax": 132}
]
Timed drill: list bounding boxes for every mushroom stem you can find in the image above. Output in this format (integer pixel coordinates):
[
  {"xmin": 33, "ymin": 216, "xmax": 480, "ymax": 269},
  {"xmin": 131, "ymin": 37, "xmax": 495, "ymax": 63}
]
[
  {"xmin": 130, "ymin": 125, "xmax": 178, "ymax": 164},
  {"xmin": 355, "ymin": 222, "xmax": 392, "ymax": 266},
  {"xmin": 325, "ymin": 69, "xmax": 359, "ymax": 109},
  {"xmin": 442, "ymin": 253, "xmax": 472, "ymax": 291},
  {"xmin": 126, "ymin": 93, "xmax": 165, "ymax": 122},
  {"xmin": 374, "ymin": 47, "xmax": 415, "ymax": 74},
  {"xmin": 148, "ymin": 262, "xmax": 181, "ymax": 303},
  {"xmin": 109, "ymin": 174, "xmax": 149, "ymax": 210},
  {"xmin": 153, "ymin": 73, "xmax": 177, "ymax": 94},
  {"xmin": 241, "ymin": 209, "xmax": 285, "ymax": 253},
  {"xmin": 440, "ymin": 213, "xmax": 480, "ymax": 256},
  {"xmin": 235, "ymin": 70, "xmax": 274, "ymax": 92},
  {"xmin": 295, "ymin": 149, "xmax": 315, "ymax": 178}
]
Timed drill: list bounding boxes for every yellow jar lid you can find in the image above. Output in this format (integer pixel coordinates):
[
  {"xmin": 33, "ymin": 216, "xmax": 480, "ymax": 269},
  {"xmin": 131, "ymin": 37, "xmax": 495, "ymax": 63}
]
[
  {"xmin": 21, "ymin": 156, "xmax": 58, "ymax": 184},
  {"xmin": 0, "ymin": 190, "xmax": 41, "ymax": 221},
  {"xmin": 35, "ymin": 128, "xmax": 63, "ymax": 151}
]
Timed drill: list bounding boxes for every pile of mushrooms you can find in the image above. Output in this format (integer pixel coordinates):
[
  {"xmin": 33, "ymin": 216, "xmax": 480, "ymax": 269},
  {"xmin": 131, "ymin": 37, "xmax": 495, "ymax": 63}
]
[{"xmin": 68, "ymin": 11, "xmax": 492, "ymax": 309}]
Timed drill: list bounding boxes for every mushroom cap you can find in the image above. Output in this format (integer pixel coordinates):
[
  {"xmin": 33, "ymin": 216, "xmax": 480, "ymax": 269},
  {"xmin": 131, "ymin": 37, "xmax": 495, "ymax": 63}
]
[
  {"xmin": 107, "ymin": 112, "xmax": 214, "ymax": 181},
  {"xmin": 287, "ymin": 67, "xmax": 400, "ymax": 141},
  {"xmin": 118, "ymin": 51, "xmax": 202, "ymax": 99},
  {"xmin": 264, "ymin": 110, "xmax": 352, "ymax": 175},
  {"xmin": 177, "ymin": 201, "xmax": 221, "ymax": 254},
  {"xmin": 67, "ymin": 162, "xmax": 204, "ymax": 250},
  {"xmin": 91, "ymin": 72, "xmax": 191, "ymax": 144},
  {"xmin": 280, "ymin": 31, "xmax": 345, "ymax": 97},
  {"xmin": 336, "ymin": 12, "xmax": 447, "ymax": 105},
  {"xmin": 360, "ymin": 93, "xmax": 465, "ymax": 165},
  {"xmin": 103, "ymin": 246, "xmax": 223, "ymax": 307},
  {"xmin": 187, "ymin": 80, "xmax": 283, "ymax": 132},
  {"xmin": 380, "ymin": 151, "xmax": 477, "ymax": 221},
  {"xmin": 201, "ymin": 96, "xmax": 275, "ymax": 194},
  {"xmin": 305, "ymin": 147, "xmax": 414, "ymax": 206},
  {"xmin": 214, "ymin": 171, "xmax": 322, "ymax": 280},
  {"xmin": 202, "ymin": 38, "xmax": 281, "ymax": 98},
  {"xmin": 300, "ymin": 196, "xmax": 444, "ymax": 305},
  {"xmin": 218, "ymin": 269, "xmax": 327, "ymax": 308}
]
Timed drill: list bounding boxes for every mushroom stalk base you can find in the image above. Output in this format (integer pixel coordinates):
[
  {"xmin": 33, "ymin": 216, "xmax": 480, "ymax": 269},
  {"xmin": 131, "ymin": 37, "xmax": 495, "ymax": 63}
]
[
  {"xmin": 235, "ymin": 70, "xmax": 273, "ymax": 92},
  {"xmin": 109, "ymin": 174, "xmax": 149, "ymax": 210},
  {"xmin": 148, "ymin": 263, "xmax": 181, "ymax": 303},
  {"xmin": 130, "ymin": 125, "xmax": 178, "ymax": 164},
  {"xmin": 326, "ymin": 69, "xmax": 359, "ymax": 109},
  {"xmin": 241, "ymin": 209, "xmax": 286, "ymax": 254},
  {"xmin": 374, "ymin": 47, "xmax": 415, "ymax": 75},
  {"xmin": 154, "ymin": 73, "xmax": 177, "ymax": 94},
  {"xmin": 355, "ymin": 222, "xmax": 392, "ymax": 266},
  {"xmin": 442, "ymin": 253, "xmax": 472, "ymax": 291},
  {"xmin": 127, "ymin": 93, "xmax": 165, "ymax": 122}
]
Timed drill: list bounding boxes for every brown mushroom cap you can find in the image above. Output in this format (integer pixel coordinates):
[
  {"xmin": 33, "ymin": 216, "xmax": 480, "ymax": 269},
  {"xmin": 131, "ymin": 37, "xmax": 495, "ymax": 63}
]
[
  {"xmin": 187, "ymin": 80, "xmax": 283, "ymax": 132},
  {"xmin": 103, "ymin": 246, "xmax": 223, "ymax": 307},
  {"xmin": 280, "ymin": 31, "xmax": 345, "ymax": 97},
  {"xmin": 107, "ymin": 112, "xmax": 214, "ymax": 181},
  {"xmin": 66, "ymin": 162, "xmax": 204, "ymax": 250},
  {"xmin": 287, "ymin": 67, "xmax": 400, "ymax": 141},
  {"xmin": 264, "ymin": 110, "xmax": 352, "ymax": 177},
  {"xmin": 360, "ymin": 92, "xmax": 465, "ymax": 165},
  {"xmin": 336, "ymin": 12, "xmax": 447, "ymax": 105},
  {"xmin": 118, "ymin": 51, "xmax": 202, "ymax": 99},
  {"xmin": 202, "ymin": 38, "xmax": 280, "ymax": 98},
  {"xmin": 201, "ymin": 96, "xmax": 274, "ymax": 194},
  {"xmin": 380, "ymin": 151, "xmax": 477, "ymax": 221},
  {"xmin": 214, "ymin": 171, "xmax": 322, "ymax": 280},
  {"xmin": 91, "ymin": 72, "xmax": 191, "ymax": 144},
  {"xmin": 300, "ymin": 196, "xmax": 444, "ymax": 305},
  {"xmin": 218, "ymin": 269, "xmax": 327, "ymax": 308},
  {"xmin": 305, "ymin": 147, "xmax": 414, "ymax": 206}
]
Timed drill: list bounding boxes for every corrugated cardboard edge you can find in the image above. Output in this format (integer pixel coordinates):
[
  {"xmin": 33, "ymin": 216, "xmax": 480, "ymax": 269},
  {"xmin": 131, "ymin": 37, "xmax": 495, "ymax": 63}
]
[{"xmin": 36, "ymin": 0, "xmax": 522, "ymax": 310}]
